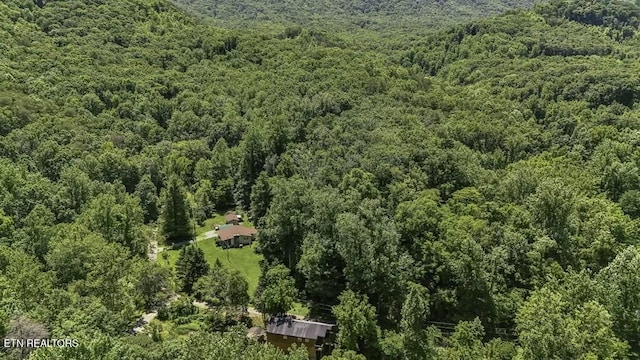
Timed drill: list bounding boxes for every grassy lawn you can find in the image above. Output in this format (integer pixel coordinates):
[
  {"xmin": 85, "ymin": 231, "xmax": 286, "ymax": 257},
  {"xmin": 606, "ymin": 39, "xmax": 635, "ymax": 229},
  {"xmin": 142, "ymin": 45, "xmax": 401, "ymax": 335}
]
[
  {"xmin": 161, "ymin": 211, "xmax": 262, "ymax": 297},
  {"xmin": 194, "ymin": 210, "xmax": 254, "ymax": 237},
  {"xmin": 160, "ymin": 212, "xmax": 309, "ymax": 316},
  {"xmin": 160, "ymin": 239, "xmax": 262, "ymax": 297},
  {"xmin": 194, "ymin": 214, "xmax": 225, "ymax": 236},
  {"xmin": 158, "ymin": 211, "xmax": 262, "ymax": 296}
]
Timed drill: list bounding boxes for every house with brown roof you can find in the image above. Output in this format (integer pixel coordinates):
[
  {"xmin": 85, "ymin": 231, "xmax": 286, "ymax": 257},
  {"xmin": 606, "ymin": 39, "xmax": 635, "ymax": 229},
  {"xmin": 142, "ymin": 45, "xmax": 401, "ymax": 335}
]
[
  {"xmin": 224, "ymin": 212, "xmax": 241, "ymax": 225},
  {"xmin": 216, "ymin": 224, "xmax": 257, "ymax": 248},
  {"xmin": 265, "ymin": 315, "xmax": 336, "ymax": 359}
]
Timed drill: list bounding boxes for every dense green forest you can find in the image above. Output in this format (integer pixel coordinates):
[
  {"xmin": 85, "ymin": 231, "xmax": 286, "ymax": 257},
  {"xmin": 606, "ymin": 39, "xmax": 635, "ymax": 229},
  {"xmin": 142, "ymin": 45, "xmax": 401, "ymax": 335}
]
[
  {"xmin": 171, "ymin": 0, "xmax": 541, "ymax": 33},
  {"xmin": 3, "ymin": 0, "xmax": 640, "ymax": 358}
]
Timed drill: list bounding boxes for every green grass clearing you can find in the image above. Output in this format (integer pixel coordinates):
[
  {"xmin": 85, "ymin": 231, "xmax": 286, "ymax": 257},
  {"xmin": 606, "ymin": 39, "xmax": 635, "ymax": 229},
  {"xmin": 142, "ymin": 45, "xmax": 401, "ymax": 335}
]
[
  {"xmin": 162, "ymin": 214, "xmax": 309, "ymax": 315},
  {"xmin": 194, "ymin": 210, "xmax": 254, "ymax": 237},
  {"xmin": 194, "ymin": 214, "xmax": 225, "ymax": 236},
  {"xmin": 161, "ymin": 238, "xmax": 262, "ymax": 297}
]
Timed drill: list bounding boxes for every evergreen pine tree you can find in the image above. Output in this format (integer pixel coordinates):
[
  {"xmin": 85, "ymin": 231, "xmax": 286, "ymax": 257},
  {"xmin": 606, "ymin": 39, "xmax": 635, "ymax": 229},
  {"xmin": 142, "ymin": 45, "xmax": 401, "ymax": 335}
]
[
  {"xmin": 176, "ymin": 244, "xmax": 209, "ymax": 294},
  {"xmin": 160, "ymin": 175, "xmax": 193, "ymax": 244}
]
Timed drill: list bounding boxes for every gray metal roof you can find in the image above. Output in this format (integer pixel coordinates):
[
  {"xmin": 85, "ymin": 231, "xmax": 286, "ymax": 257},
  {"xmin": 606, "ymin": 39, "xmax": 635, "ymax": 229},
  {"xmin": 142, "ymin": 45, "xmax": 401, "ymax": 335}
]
[{"xmin": 266, "ymin": 317, "xmax": 335, "ymax": 340}]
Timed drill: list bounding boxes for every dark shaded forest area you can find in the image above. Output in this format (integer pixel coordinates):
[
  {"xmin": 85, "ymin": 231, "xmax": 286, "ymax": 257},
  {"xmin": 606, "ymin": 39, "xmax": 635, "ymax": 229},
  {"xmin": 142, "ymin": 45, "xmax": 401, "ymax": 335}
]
[{"xmin": 2, "ymin": 0, "xmax": 640, "ymax": 359}]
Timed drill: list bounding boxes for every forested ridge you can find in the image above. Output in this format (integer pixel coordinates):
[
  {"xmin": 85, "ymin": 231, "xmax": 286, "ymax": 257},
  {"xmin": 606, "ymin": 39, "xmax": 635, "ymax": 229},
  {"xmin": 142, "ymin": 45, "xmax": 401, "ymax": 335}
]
[
  {"xmin": 170, "ymin": 0, "xmax": 541, "ymax": 33},
  {"xmin": 2, "ymin": 0, "xmax": 640, "ymax": 359}
]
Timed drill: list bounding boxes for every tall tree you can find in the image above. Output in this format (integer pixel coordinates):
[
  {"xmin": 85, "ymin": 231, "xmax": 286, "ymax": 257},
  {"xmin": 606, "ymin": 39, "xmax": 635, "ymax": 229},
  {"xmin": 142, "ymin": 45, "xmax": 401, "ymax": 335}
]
[
  {"xmin": 55, "ymin": 166, "xmax": 94, "ymax": 222},
  {"xmin": 527, "ymin": 178, "xmax": 576, "ymax": 266},
  {"xmin": 332, "ymin": 290, "xmax": 380, "ymax": 359},
  {"xmin": 133, "ymin": 261, "xmax": 172, "ymax": 309},
  {"xmin": 209, "ymin": 138, "xmax": 235, "ymax": 209},
  {"xmin": 335, "ymin": 199, "xmax": 411, "ymax": 322},
  {"xmin": 235, "ymin": 126, "xmax": 266, "ymax": 208},
  {"xmin": 598, "ymin": 246, "xmax": 640, "ymax": 352},
  {"xmin": 249, "ymin": 171, "xmax": 272, "ymax": 226},
  {"xmin": 175, "ymin": 244, "xmax": 209, "ymax": 294},
  {"xmin": 79, "ymin": 192, "xmax": 146, "ymax": 256},
  {"xmin": 254, "ymin": 264, "xmax": 298, "ymax": 316},
  {"xmin": 297, "ymin": 187, "xmax": 347, "ymax": 308},
  {"xmin": 516, "ymin": 287, "xmax": 628, "ymax": 360},
  {"xmin": 401, "ymin": 282, "xmax": 436, "ymax": 360},
  {"xmin": 0, "ymin": 210, "xmax": 14, "ymax": 245},
  {"xmin": 160, "ymin": 175, "xmax": 194, "ymax": 244},
  {"xmin": 194, "ymin": 179, "xmax": 215, "ymax": 224},
  {"xmin": 13, "ymin": 204, "xmax": 54, "ymax": 262},
  {"xmin": 394, "ymin": 189, "xmax": 442, "ymax": 254},
  {"xmin": 1, "ymin": 247, "xmax": 53, "ymax": 314},
  {"xmin": 194, "ymin": 260, "xmax": 249, "ymax": 310},
  {"xmin": 442, "ymin": 319, "xmax": 485, "ymax": 360},
  {"xmin": 257, "ymin": 176, "xmax": 313, "ymax": 277},
  {"xmin": 135, "ymin": 174, "xmax": 159, "ymax": 223}
]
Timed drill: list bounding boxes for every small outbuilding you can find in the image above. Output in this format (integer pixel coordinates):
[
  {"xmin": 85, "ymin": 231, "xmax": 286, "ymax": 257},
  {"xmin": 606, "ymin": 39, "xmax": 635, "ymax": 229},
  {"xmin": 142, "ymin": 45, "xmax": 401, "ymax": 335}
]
[
  {"xmin": 225, "ymin": 212, "xmax": 242, "ymax": 225},
  {"xmin": 266, "ymin": 315, "xmax": 336, "ymax": 360}
]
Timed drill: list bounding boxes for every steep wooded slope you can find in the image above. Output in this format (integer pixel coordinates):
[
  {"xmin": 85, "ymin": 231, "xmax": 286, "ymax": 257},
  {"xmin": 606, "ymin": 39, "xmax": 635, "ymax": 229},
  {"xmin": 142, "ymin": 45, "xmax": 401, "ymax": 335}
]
[{"xmin": 2, "ymin": 0, "xmax": 640, "ymax": 358}]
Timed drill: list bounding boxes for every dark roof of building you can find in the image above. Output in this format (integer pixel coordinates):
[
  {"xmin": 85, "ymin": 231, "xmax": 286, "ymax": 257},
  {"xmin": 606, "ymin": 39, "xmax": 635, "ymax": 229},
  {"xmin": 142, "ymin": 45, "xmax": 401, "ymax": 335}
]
[
  {"xmin": 266, "ymin": 316, "xmax": 335, "ymax": 340},
  {"xmin": 217, "ymin": 225, "xmax": 257, "ymax": 241}
]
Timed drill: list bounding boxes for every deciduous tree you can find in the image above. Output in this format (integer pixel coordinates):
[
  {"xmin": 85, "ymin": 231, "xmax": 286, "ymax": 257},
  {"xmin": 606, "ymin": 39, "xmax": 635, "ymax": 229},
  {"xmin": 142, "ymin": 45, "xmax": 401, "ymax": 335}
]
[{"xmin": 254, "ymin": 264, "xmax": 298, "ymax": 316}]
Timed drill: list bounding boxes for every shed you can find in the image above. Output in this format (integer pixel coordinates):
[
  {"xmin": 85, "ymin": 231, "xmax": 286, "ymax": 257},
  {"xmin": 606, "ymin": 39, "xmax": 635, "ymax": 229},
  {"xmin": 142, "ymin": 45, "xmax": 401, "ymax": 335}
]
[
  {"xmin": 225, "ymin": 212, "xmax": 241, "ymax": 225},
  {"xmin": 266, "ymin": 316, "xmax": 336, "ymax": 359}
]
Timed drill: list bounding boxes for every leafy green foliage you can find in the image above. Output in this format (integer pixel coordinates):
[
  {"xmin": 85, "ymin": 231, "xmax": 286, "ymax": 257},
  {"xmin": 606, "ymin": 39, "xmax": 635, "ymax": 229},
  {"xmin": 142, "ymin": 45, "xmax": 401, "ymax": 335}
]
[
  {"xmin": 333, "ymin": 290, "xmax": 380, "ymax": 359},
  {"xmin": 2, "ymin": 0, "xmax": 640, "ymax": 357},
  {"xmin": 172, "ymin": 0, "xmax": 541, "ymax": 33},
  {"xmin": 401, "ymin": 283, "xmax": 437, "ymax": 359},
  {"xmin": 160, "ymin": 175, "xmax": 194, "ymax": 244},
  {"xmin": 133, "ymin": 261, "xmax": 173, "ymax": 309},
  {"xmin": 597, "ymin": 246, "xmax": 640, "ymax": 353},
  {"xmin": 157, "ymin": 296, "xmax": 197, "ymax": 322},
  {"xmin": 323, "ymin": 349, "xmax": 367, "ymax": 360},
  {"xmin": 516, "ymin": 287, "xmax": 628, "ymax": 359},
  {"xmin": 254, "ymin": 264, "xmax": 298, "ymax": 316},
  {"xmin": 175, "ymin": 244, "xmax": 210, "ymax": 294},
  {"xmin": 135, "ymin": 174, "xmax": 160, "ymax": 224},
  {"xmin": 79, "ymin": 191, "xmax": 147, "ymax": 256},
  {"xmin": 194, "ymin": 259, "xmax": 250, "ymax": 309}
]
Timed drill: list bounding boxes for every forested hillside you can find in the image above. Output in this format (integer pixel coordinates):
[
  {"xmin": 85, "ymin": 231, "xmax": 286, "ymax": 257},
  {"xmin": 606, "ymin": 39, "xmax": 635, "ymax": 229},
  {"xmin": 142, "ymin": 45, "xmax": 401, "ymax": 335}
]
[
  {"xmin": 172, "ymin": 0, "xmax": 541, "ymax": 32},
  {"xmin": 2, "ymin": 0, "xmax": 640, "ymax": 359}
]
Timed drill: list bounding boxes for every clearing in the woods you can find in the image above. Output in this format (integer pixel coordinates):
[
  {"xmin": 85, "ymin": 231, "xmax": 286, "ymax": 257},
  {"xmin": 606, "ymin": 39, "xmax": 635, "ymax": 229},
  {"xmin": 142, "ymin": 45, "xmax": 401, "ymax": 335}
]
[{"xmin": 159, "ymin": 212, "xmax": 262, "ymax": 297}]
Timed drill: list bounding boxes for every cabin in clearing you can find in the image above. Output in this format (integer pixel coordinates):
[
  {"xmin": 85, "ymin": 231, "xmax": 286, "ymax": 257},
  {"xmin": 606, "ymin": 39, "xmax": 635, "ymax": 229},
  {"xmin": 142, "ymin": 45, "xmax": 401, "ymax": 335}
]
[{"xmin": 216, "ymin": 224, "xmax": 257, "ymax": 248}]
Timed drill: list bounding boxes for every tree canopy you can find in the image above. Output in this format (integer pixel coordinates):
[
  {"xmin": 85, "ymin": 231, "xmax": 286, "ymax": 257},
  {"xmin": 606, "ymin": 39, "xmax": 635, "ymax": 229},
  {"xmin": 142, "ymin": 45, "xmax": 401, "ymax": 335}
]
[{"xmin": 2, "ymin": 0, "xmax": 640, "ymax": 358}]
